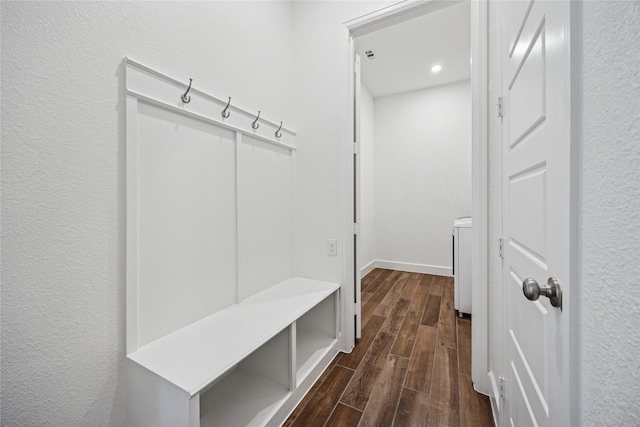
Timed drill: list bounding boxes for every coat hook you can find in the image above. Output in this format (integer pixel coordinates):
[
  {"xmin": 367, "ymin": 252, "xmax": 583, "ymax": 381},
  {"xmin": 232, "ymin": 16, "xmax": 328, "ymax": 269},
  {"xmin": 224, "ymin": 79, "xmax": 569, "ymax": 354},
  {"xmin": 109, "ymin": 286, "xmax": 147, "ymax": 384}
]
[
  {"xmin": 252, "ymin": 111, "xmax": 261, "ymax": 129},
  {"xmin": 275, "ymin": 122, "xmax": 283, "ymax": 138},
  {"xmin": 181, "ymin": 78, "xmax": 193, "ymax": 104},
  {"xmin": 221, "ymin": 97, "xmax": 231, "ymax": 118}
]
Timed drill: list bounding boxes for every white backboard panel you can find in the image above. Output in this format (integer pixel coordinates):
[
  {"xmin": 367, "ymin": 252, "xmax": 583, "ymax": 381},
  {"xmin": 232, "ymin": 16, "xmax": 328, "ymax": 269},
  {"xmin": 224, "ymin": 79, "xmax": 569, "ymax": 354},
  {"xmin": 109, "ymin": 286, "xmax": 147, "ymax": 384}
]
[{"xmin": 136, "ymin": 102, "xmax": 238, "ymax": 347}]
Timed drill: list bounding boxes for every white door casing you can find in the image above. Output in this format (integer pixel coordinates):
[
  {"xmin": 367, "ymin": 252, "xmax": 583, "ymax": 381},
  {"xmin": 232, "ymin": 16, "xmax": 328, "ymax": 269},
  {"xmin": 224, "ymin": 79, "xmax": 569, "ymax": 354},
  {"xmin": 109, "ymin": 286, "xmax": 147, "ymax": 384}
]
[
  {"xmin": 353, "ymin": 51, "xmax": 362, "ymax": 340},
  {"xmin": 500, "ymin": 1, "xmax": 574, "ymax": 426}
]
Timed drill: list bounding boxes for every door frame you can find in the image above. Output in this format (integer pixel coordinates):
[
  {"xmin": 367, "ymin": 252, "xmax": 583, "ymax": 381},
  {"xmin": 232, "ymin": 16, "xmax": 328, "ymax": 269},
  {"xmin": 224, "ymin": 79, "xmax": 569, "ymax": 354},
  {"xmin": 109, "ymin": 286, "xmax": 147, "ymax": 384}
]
[{"xmin": 342, "ymin": 0, "xmax": 491, "ymax": 396}]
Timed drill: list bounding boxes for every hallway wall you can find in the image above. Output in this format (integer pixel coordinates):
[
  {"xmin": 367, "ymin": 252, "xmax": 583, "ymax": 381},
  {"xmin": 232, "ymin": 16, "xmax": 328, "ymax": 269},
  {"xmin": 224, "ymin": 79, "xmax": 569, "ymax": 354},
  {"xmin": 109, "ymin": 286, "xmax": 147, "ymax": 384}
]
[
  {"xmin": 1, "ymin": 1, "xmax": 397, "ymax": 425},
  {"xmin": 290, "ymin": 1, "xmax": 394, "ymax": 284},
  {"xmin": 581, "ymin": 1, "xmax": 640, "ymax": 424},
  {"xmin": 5, "ymin": 1, "xmax": 637, "ymax": 425},
  {"xmin": 1, "ymin": 2, "xmax": 295, "ymax": 425},
  {"xmin": 373, "ymin": 80, "xmax": 471, "ymax": 274}
]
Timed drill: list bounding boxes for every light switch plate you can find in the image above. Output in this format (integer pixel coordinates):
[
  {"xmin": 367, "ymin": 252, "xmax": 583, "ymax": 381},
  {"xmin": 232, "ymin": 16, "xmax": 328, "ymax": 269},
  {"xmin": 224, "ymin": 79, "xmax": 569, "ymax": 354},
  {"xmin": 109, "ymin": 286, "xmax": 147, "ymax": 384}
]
[{"xmin": 327, "ymin": 239, "xmax": 337, "ymax": 256}]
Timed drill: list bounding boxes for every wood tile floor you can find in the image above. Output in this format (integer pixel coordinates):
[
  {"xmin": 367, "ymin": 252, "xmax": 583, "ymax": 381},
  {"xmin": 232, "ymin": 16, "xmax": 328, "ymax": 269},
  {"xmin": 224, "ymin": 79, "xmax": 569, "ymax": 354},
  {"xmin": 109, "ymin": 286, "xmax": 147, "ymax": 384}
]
[{"xmin": 285, "ymin": 269, "xmax": 494, "ymax": 427}]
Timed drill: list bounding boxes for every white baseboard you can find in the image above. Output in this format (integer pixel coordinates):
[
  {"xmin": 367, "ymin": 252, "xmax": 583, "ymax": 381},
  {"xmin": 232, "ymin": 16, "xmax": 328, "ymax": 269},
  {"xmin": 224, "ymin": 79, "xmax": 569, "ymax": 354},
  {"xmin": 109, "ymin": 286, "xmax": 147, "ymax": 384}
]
[
  {"xmin": 360, "ymin": 260, "xmax": 377, "ymax": 277},
  {"xmin": 361, "ymin": 259, "xmax": 453, "ymax": 277}
]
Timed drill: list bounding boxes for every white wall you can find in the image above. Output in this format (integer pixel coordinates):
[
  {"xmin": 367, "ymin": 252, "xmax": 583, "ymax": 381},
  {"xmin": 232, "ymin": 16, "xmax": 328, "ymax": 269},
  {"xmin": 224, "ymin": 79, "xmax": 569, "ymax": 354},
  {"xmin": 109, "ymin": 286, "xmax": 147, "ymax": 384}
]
[
  {"xmin": 373, "ymin": 81, "xmax": 472, "ymax": 275},
  {"xmin": 581, "ymin": 1, "xmax": 640, "ymax": 424},
  {"xmin": 290, "ymin": 1, "xmax": 394, "ymax": 284},
  {"xmin": 1, "ymin": 2, "xmax": 295, "ymax": 425},
  {"xmin": 359, "ymin": 84, "xmax": 377, "ymax": 273},
  {"xmin": 11, "ymin": 1, "xmax": 638, "ymax": 425}
]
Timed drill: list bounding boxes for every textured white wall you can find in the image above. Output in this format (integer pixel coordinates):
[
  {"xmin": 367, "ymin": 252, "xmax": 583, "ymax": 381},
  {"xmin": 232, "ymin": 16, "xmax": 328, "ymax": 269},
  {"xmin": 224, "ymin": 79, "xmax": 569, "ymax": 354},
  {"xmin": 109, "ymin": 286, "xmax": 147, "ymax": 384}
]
[
  {"xmin": 581, "ymin": 1, "xmax": 640, "ymax": 424},
  {"xmin": 373, "ymin": 81, "xmax": 472, "ymax": 272},
  {"xmin": 359, "ymin": 84, "xmax": 377, "ymax": 272},
  {"xmin": 1, "ymin": 2, "xmax": 295, "ymax": 425}
]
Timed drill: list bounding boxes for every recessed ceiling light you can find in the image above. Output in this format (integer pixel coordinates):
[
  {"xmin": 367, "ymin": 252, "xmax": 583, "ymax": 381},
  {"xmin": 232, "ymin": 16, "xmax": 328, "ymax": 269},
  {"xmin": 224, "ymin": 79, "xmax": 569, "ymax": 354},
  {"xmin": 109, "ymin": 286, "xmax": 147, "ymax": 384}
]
[{"xmin": 431, "ymin": 64, "xmax": 442, "ymax": 73}]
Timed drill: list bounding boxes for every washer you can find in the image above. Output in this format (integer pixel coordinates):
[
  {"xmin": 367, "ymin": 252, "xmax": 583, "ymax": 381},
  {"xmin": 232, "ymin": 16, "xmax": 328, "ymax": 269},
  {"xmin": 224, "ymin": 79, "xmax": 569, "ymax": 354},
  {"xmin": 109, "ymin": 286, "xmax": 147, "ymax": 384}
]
[{"xmin": 453, "ymin": 217, "xmax": 472, "ymax": 316}]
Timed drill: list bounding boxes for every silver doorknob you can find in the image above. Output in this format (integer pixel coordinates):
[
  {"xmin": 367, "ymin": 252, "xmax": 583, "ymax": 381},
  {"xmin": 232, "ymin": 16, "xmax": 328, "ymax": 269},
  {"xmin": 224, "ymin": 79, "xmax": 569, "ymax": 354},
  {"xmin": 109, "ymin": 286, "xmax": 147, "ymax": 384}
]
[{"xmin": 522, "ymin": 277, "xmax": 562, "ymax": 308}]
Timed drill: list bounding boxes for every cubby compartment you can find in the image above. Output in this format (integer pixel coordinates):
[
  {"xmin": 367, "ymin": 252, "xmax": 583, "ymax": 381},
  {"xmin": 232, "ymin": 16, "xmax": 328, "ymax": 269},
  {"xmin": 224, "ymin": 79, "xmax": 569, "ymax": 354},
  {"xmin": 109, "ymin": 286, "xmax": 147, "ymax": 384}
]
[
  {"xmin": 200, "ymin": 328, "xmax": 292, "ymax": 427},
  {"xmin": 295, "ymin": 293, "xmax": 338, "ymax": 386}
]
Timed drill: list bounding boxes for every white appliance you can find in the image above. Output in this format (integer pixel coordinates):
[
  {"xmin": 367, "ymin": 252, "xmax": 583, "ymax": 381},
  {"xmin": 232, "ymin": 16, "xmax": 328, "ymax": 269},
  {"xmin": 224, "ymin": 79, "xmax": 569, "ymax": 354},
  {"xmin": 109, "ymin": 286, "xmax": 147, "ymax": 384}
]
[{"xmin": 453, "ymin": 217, "xmax": 472, "ymax": 316}]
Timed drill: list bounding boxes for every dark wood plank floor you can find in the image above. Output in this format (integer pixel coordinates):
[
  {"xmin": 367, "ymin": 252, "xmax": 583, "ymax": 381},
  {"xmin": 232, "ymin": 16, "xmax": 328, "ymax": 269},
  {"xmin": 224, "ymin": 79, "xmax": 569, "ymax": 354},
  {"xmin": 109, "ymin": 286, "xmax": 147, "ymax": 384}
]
[{"xmin": 285, "ymin": 269, "xmax": 494, "ymax": 427}]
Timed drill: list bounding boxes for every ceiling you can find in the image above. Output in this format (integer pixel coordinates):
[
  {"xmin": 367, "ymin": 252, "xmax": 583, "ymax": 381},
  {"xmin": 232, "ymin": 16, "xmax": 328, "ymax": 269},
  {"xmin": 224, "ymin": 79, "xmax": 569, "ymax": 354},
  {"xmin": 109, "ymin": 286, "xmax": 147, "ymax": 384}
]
[{"xmin": 355, "ymin": 1, "xmax": 471, "ymax": 98}]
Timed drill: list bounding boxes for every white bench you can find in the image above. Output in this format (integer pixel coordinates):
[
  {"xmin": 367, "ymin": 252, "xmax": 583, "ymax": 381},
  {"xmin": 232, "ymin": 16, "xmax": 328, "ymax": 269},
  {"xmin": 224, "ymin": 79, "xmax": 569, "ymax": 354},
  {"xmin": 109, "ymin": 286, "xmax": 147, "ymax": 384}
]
[{"xmin": 126, "ymin": 277, "xmax": 340, "ymax": 427}]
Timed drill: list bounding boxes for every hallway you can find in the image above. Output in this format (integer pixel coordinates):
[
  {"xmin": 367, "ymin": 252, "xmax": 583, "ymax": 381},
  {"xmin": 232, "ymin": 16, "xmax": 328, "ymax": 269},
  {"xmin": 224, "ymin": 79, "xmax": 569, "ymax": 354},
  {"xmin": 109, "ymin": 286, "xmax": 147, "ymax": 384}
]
[{"xmin": 285, "ymin": 269, "xmax": 494, "ymax": 426}]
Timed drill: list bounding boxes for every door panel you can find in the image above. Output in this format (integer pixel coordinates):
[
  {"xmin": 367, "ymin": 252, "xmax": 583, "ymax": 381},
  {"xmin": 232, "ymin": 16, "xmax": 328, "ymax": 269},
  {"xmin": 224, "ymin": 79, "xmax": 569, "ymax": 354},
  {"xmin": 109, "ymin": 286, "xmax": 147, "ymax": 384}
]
[
  {"xmin": 509, "ymin": 269, "xmax": 547, "ymax": 379},
  {"xmin": 509, "ymin": 166, "xmax": 547, "ymax": 261},
  {"xmin": 511, "ymin": 332, "xmax": 549, "ymax": 419},
  {"xmin": 505, "ymin": 0, "xmax": 533, "ymax": 57},
  {"xmin": 501, "ymin": 0, "xmax": 572, "ymax": 426},
  {"xmin": 509, "ymin": 361, "xmax": 537, "ymax": 426},
  {"xmin": 508, "ymin": 27, "xmax": 545, "ymax": 148}
]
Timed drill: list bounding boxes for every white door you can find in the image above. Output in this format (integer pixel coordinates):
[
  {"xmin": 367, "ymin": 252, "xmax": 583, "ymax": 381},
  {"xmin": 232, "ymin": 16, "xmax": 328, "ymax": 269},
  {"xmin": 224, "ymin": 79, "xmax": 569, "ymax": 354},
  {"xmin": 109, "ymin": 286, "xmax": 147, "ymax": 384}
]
[{"xmin": 500, "ymin": 1, "xmax": 574, "ymax": 425}]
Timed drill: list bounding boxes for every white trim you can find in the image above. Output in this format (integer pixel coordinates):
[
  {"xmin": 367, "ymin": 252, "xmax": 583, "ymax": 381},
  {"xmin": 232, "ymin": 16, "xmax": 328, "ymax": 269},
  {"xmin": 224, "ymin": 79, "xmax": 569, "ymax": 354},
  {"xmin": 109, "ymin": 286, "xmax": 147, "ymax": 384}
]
[
  {"xmin": 568, "ymin": 2, "xmax": 583, "ymax": 424},
  {"xmin": 353, "ymin": 52, "xmax": 363, "ymax": 340},
  {"xmin": 125, "ymin": 57, "xmax": 295, "ymax": 136},
  {"xmin": 360, "ymin": 260, "xmax": 377, "ymax": 278},
  {"xmin": 339, "ymin": 34, "xmax": 357, "ymax": 353},
  {"xmin": 127, "ymin": 90, "xmax": 296, "ymax": 152},
  {"xmin": 471, "ymin": 0, "xmax": 491, "ymax": 397},
  {"xmin": 371, "ymin": 260, "xmax": 452, "ymax": 277},
  {"xmin": 125, "ymin": 94, "xmax": 139, "ymax": 354},
  {"xmin": 344, "ymin": 0, "xmax": 462, "ymax": 37}
]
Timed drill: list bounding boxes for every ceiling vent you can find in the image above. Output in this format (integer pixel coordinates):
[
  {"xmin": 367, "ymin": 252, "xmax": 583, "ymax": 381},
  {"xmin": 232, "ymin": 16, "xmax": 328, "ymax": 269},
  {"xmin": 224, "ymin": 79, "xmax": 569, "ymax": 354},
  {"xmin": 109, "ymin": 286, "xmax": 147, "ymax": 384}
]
[{"xmin": 363, "ymin": 49, "xmax": 377, "ymax": 60}]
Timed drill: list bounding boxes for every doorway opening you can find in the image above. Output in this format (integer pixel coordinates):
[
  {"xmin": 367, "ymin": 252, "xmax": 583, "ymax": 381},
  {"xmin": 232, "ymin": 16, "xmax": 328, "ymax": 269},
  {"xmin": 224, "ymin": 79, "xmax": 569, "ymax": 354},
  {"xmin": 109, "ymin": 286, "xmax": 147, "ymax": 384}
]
[
  {"xmin": 355, "ymin": 1, "xmax": 472, "ymax": 290},
  {"xmin": 343, "ymin": 0, "xmax": 491, "ymax": 398}
]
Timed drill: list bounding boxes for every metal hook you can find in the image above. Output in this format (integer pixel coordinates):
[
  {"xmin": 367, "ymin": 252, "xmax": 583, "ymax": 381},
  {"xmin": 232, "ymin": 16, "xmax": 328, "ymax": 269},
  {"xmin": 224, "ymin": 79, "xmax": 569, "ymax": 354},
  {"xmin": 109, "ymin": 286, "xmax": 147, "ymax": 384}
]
[
  {"xmin": 275, "ymin": 122, "xmax": 283, "ymax": 139},
  {"xmin": 181, "ymin": 78, "xmax": 192, "ymax": 104},
  {"xmin": 221, "ymin": 97, "xmax": 231, "ymax": 118},
  {"xmin": 251, "ymin": 111, "xmax": 261, "ymax": 129}
]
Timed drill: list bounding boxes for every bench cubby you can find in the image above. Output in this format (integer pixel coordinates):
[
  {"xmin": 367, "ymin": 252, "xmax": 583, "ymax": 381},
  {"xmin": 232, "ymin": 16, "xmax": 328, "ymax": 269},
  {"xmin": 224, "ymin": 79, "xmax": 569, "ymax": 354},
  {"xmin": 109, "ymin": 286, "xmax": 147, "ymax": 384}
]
[
  {"xmin": 295, "ymin": 294, "xmax": 337, "ymax": 387},
  {"xmin": 199, "ymin": 328, "xmax": 291, "ymax": 427},
  {"xmin": 126, "ymin": 278, "xmax": 340, "ymax": 427}
]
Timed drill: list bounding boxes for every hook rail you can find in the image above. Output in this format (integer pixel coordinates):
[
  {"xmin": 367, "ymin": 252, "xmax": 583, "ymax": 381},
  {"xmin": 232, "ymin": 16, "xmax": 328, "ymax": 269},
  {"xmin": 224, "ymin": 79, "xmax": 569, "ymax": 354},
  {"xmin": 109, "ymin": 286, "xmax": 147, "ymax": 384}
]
[
  {"xmin": 125, "ymin": 58, "xmax": 296, "ymax": 139},
  {"xmin": 127, "ymin": 89, "xmax": 296, "ymax": 151}
]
